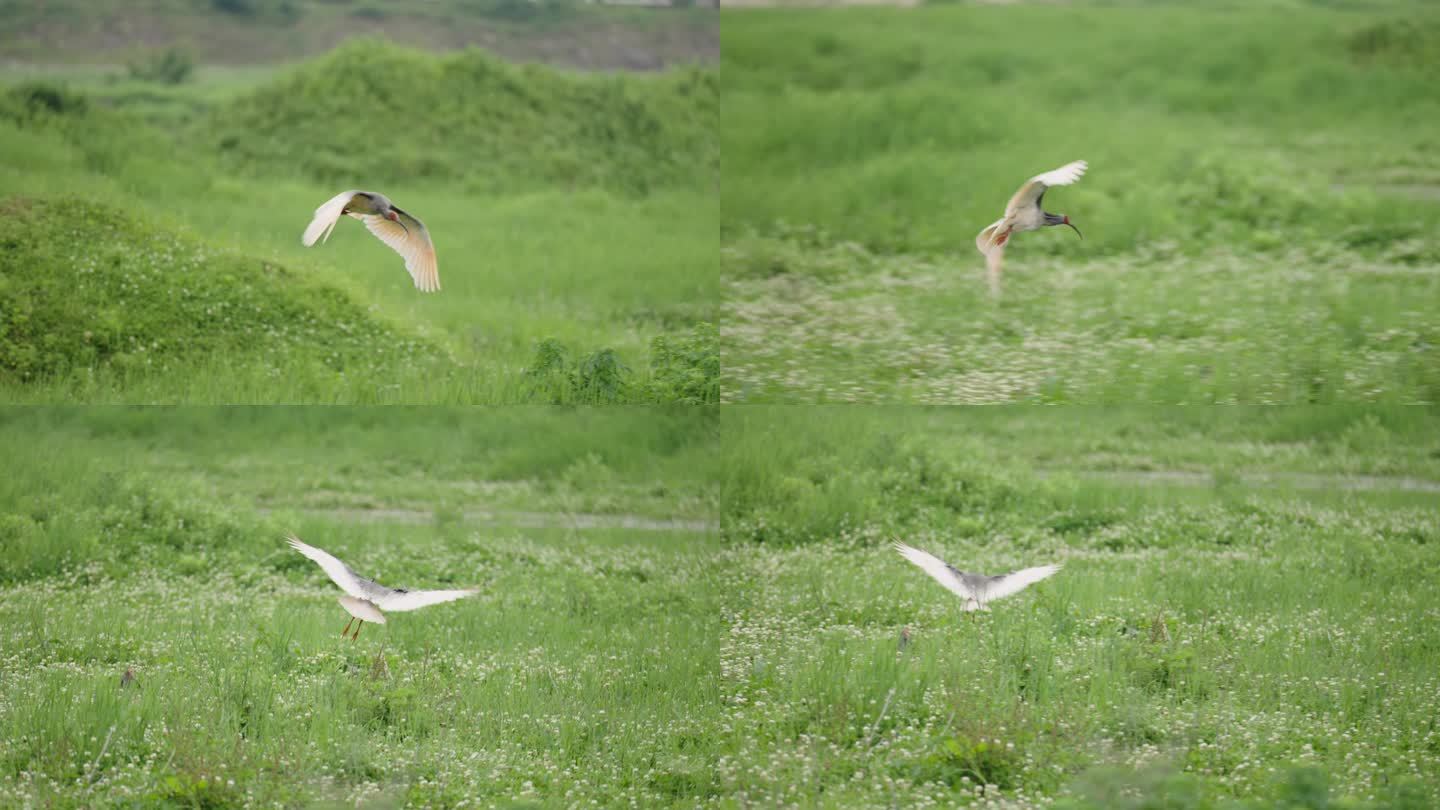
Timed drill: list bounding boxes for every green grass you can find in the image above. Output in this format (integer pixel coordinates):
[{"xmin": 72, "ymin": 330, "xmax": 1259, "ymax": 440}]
[
  {"xmin": 721, "ymin": 4, "xmax": 1440, "ymax": 403},
  {"xmin": 0, "ymin": 40, "xmax": 718, "ymax": 404},
  {"xmin": 714, "ymin": 406, "xmax": 1440, "ymax": 808},
  {"xmin": 0, "ymin": 407, "xmax": 722, "ymax": 806},
  {"xmin": 205, "ymin": 40, "xmax": 717, "ymax": 196},
  {"xmin": 3, "ymin": 406, "xmax": 1438, "ymax": 807},
  {"xmin": 0, "ymin": 196, "xmax": 447, "ymax": 386}
]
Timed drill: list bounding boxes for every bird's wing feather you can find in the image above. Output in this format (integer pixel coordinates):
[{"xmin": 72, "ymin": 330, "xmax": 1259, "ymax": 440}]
[
  {"xmin": 1030, "ymin": 160, "xmax": 1088, "ymax": 189},
  {"xmin": 360, "ymin": 207, "xmax": 440, "ymax": 292},
  {"xmin": 1004, "ymin": 160, "xmax": 1087, "ymax": 217},
  {"xmin": 983, "ymin": 564, "xmax": 1062, "ymax": 602},
  {"xmin": 893, "ymin": 541, "xmax": 975, "ymax": 600},
  {"xmin": 379, "ymin": 588, "xmax": 478, "ymax": 612},
  {"xmin": 286, "ymin": 536, "xmax": 394, "ymax": 602},
  {"xmin": 302, "ymin": 190, "xmax": 360, "ymax": 247}
]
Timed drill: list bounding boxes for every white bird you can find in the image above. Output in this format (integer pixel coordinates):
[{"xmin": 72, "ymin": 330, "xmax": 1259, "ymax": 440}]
[
  {"xmin": 287, "ymin": 535, "xmax": 476, "ymax": 639},
  {"xmin": 302, "ymin": 190, "xmax": 440, "ymax": 292},
  {"xmin": 893, "ymin": 540, "xmax": 1061, "ymax": 612},
  {"xmin": 975, "ymin": 160, "xmax": 1087, "ymax": 296}
]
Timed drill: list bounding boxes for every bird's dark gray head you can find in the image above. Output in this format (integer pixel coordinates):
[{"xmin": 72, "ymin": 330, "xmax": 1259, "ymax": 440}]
[{"xmin": 1044, "ymin": 211, "xmax": 1082, "ymax": 239}]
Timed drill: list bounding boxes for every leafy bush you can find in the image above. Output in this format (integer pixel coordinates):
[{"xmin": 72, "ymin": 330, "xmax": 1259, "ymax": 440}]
[
  {"xmin": 0, "ymin": 81, "xmax": 88, "ymax": 118},
  {"xmin": 644, "ymin": 322, "xmax": 718, "ymax": 404},
  {"xmin": 522, "ymin": 339, "xmax": 631, "ymax": 404},
  {"xmin": 125, "ymin": 46, "xmax": 196, "ymax": 85},
  {"xmin": 520, "ymin": 325, "xmax": 719, "ymax": 405}
]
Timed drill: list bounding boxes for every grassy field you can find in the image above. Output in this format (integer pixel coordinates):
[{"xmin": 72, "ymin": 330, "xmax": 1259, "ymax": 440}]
[
  {"xmin": 0, "ymin": 407, "xmax": 722, "ymax": 807},
  {"xmin": 715, "ymin": 406, "xmax": 1440, "ymax": 808},
  {"xmin": 0, "ymin": 39, "xmax": 717, "ymax": 404},
  {"xmin": 3, "ymin": 406, "xmax": 1437, "ymax": 807},
  {"xmin": 721, "ymin": 4, "xmax": 1440, "ymax": 403}
]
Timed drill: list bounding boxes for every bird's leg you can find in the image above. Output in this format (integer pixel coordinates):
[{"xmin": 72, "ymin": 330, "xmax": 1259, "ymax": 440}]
[
  {"xmin": 342, "ymin": 617, "xmax": 354, "ymax": 638},
  {"xmin": 352, "ymin": 620, "xmax": 364, "ymax": 641}
]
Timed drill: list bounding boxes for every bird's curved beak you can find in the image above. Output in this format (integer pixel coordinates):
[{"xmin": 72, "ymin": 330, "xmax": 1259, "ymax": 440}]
[
  {"xmin": 1063, "ymin": 216, "xmax": 1082, "ymax": 239},
  {"xmin": 387, "ymin": 210, "xmax": 410, "ymax": 236}
]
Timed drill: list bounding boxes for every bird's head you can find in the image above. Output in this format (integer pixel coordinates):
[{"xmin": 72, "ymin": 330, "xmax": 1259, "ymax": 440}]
[
  {"xmin": 1045, "ymin": 211, "xmax": 1082, "ymax": 239},
  {"xmin": 384, "ymin": 208, "xmax": 410, "ymax": 236}
]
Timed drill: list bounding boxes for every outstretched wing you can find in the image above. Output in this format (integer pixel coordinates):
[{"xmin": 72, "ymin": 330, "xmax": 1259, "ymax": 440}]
[
  {"xmin": 302, "ymin": 190, "xmax": 360, "ymax": 247},
  {"xmin": 893, "ymin": 541, "xmax": 974, "ymax": 600},
  {"xmin": 1005, "ymin": 160, "xmax": 1087, "ymax": 217},
  {"xmin": 358, "ymin": 205, "xmax": 440, "ymax": 292},
  {"xmin": 286, "ymin": 535, "xmax": 394, "ymax": 602},
  {"xmin": 379, "ymin": 588, "xmax": 478, "ymax": 612},
  {"xmin": 983, "ymin": 564, "xmax": 1063, "ymax": 602}
]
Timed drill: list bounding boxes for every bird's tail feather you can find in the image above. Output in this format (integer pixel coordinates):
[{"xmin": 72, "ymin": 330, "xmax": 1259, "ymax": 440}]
[{"xmin": 975, "ymin": 221, "xmax": 1004, "ymax": 256}]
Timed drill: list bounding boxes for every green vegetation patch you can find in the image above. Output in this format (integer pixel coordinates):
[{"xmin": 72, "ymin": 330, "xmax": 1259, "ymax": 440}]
[
  {"xmin": 0, "ymin": 195, "xmax": 444, "ymax": 384},
  {"xmin": 722, "ymin": 235, "xmax": 1440, "ymax": 404},
  {"xmin": 1348, "ymin": 17, "xmax": 1440, "ymax": 71},
  {"xmin": 205, "ymin": 39, "xmax": 718, "ymax": 194},
  {"xmin": 720, "ymin": 5, "xmax": 1440, "ymax": 404},
  {"xmin": 721, "ymin": 6, "xmax": 1440, "ymax": 255},
  {"xmin": 0, "ymin": 407, "xmax": 722, "ymax": 807},
  {"xmin": 713, "ymin": 406, "xmax": 1440, "ymax": 807},
  {"xmin": 720, "ymin": 406, "xmax": 1440, "ymax": 545}
]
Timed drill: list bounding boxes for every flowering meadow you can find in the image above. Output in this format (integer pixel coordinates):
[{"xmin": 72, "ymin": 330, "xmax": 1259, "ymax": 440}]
[{"xmin": 3, "ymin": 407, "xmax": 1438, "ymax": 807}]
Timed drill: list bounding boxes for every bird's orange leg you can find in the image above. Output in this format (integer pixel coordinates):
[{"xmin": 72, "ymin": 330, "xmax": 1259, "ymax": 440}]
[
  {"xmin": 342, "ymin": 617, "xmax": 354, "ymax": 638},
  {"xmin": 352, "ymin": 620, "xmax": 364, "ymax": 641}
]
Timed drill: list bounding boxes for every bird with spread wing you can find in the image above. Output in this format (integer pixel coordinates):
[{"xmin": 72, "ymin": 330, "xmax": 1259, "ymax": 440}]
[
  {"xmin": 975, "ymin": 160, "xmax": 1087, "ymax": 296},
  {"xmin": 287, "ymin": 535, "xmax": 476, "ymax": 639},
  {"xmin": 302, "ymin": 190, "xmax": 440, "ymax": 292},
  {"xmin": 893, "ymin": 540, "xmax": 1061, "ymax": 613}
]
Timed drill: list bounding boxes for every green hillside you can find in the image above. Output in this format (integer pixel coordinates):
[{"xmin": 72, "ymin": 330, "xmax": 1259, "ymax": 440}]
[
  {"xmin": 205, "ymin": 40, "xmax": 719, "ymax": 194},
  {"xmin": 0, "ymin": 196, "xmax": 445, "ymax": 387},
  {"xmin": 0, "ymin": 40, "xmax": 719, "ymax": 404}
]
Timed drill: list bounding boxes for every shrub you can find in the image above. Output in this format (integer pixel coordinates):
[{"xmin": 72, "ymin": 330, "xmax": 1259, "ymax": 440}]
[
  {"xmin": 521, "ymin": 339, "xmax": 632, "ymax": 404},
  {"xmin": 125, "ymin": 46, "xmax": 196, "ymax": 85},
  {"xmin": 644, "ymin": 322, "xmax": 719, "ymax": 404},
  {"xmin": 0, "ymin": 81, "xmax": 88, "ymax": 119}
]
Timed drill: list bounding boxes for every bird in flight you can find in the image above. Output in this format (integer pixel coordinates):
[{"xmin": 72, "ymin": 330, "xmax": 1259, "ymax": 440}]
[
  {"xmin": 893, "ymin": 540, "xmax": 1061, "ymax": 613},
  {"xmin": 287, "ymin": 535, "xmax": 476, "ymax": 639},
  {"xmin": 975, "ymin": 160, "xmax": 1087, "ymax": 296},
  {"xmin": 302, "ymin": 190, "xmax": 440, "ymax": 292}
]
